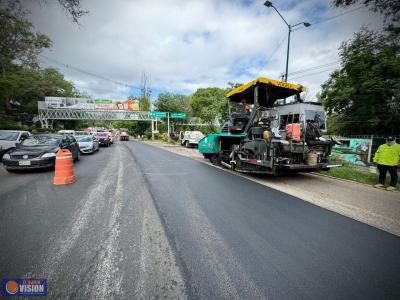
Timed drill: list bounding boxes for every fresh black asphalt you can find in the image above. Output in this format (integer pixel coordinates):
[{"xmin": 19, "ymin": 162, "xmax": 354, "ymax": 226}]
[{"xmin": 128, "ymin": 142, "xmax": 400, "ymax": 299}]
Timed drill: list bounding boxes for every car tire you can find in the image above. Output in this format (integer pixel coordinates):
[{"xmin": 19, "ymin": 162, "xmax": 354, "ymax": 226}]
[
  {"xmin": 185, "ymin": 141, "xmax": 189, "ymax": 148},
  {"xmin": 5, "ymin": 168, "xmax": 15, "ymax": 173}
]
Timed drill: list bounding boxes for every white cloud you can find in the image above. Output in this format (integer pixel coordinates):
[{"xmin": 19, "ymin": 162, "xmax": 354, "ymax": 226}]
[{"xmin": 28, "ymin": 0, "xmax": 384, "ymax": 100}]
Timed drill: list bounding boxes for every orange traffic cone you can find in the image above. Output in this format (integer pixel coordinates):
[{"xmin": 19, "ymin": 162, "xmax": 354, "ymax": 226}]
[{"xmin": 53, "ymin": 149, "xmax": 76, "ymax": 185}]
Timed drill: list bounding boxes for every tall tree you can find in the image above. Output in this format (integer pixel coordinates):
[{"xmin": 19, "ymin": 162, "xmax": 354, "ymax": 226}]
[
  {"xmin": 155, "ymin": 92, "xmax": 190, "ymax": 114},
  {"xmin": 0, "ymin": 2, "xmax": 52, "ymax": 72},
  {"xmin": 0, "ymin": 67, "xmax": 78, "ymax": 127},
  {"xmin": 320, "ymin": 28, "xmax": 400, "ymax": 135},
  {"xmin": 190, "ymin": 87, "xmax": 229, "ymax": 124}
]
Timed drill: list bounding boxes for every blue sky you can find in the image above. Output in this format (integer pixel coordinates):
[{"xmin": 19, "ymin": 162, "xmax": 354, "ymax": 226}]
[{"xmin": 29, "ymin": 0, "xmax": 384, "ymax": 103}]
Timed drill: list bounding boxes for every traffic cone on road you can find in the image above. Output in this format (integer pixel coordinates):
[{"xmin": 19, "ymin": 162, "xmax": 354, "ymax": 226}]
[{"xmin": 53, "ymin": 149, "xmax": 75, "ymax": 185}]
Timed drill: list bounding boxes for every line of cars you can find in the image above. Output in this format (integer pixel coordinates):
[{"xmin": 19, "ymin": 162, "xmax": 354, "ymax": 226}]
[{"xmin": 0, "ymin": 129, "xmax": 114, "ymax": 172}]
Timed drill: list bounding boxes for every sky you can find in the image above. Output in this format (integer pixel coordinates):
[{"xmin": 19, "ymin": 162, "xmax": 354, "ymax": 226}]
[{"xmin": 26, "ymin": 0, "xmax": 384, "ymax": 102}]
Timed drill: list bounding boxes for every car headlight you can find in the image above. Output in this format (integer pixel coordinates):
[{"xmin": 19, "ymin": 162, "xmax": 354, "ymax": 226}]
[
  {"xmin": 3, "ymin": 153, "xmax": 10, "ymax": 159},
  {"xmin": 42, "ymin": 153, "xmax": 56, "ymax": 158}
]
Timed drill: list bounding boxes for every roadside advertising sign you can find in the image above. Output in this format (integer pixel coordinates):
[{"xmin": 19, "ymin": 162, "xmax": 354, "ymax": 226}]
[
  {"xmin": 115, "ymin": 99, "xmax": 140, "ymax": 111},
  {"xmin": 95, "ymin": 99, "xmax": 140, "ymax": 110}
]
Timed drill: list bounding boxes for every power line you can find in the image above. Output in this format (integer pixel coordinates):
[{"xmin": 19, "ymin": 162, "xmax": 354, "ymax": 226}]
[
  {"xmin": 294, "ymin": 6, "xmax": 365, "ymax": 32},
  {"xmin": 39, "ymin": 55, "xmax": 141, "ymax": 90},
  {"xmin": 256, "ymin": 35, "xmax": 287, "ymax": 75},
  {"xmin": 288, "ymin": 61, "xmax": 340, "ymax": 76},
  {"xmin": 312, "ymin": 6, "xmax": 364, "ymax": 25},
  {"xmin": 290, "ymin": 68, "xmax": 335, "ymax": 80},
  {"xmin": 256, "ymin": 6, "xmax": 361, "ymax": 77}
]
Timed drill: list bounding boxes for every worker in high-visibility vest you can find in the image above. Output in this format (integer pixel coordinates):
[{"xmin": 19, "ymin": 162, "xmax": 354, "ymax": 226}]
[{"xmin": 373, "ymin": 136, "xmax": 400, "ymax": 191}]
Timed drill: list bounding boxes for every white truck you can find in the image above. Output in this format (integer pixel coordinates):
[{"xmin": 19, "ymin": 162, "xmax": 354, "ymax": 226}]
[{"xmin": 179, "ymin": 131, "xmax": 204, "ymax": 148}]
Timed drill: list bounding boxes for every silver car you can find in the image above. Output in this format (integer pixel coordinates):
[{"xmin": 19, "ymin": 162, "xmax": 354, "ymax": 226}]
[{"xmin": 76, "ymin": 135, "xmax": 99, "ymax": 154}]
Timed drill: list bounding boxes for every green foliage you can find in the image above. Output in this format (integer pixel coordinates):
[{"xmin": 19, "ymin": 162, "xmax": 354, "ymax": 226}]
[
  {"xmin": 155, "ymin": 92, "xmax": 191, "ymax": 115},
  {"xmin": 190, "ymin": 87, "xmax": 229, "ymax": 124},
  {"xmin": 0, "ymin": 68, "xmax": 78, "ymax": 128},
  {"xmin": 112, "ymin": 120, "xmax": 150, "ymax": 136},
  {"xmin": 321, "ymin": 28, "xmax": 400, "ymax": 135},
  {"xmin": 321, "ymin": 165, "xmax": 399, "ymax": 190},
  {"xmin": 0, "ymin": 1, "xmax": 88, "ymax": 129},
  {"xmin": 0, "ymin": 2, "xmax": 52, "ymax": 71}
]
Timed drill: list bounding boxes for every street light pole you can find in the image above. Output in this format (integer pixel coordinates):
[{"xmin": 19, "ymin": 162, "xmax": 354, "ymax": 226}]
[
  {"xmin": 285, "ymin": 25, "xmax": 291, "ymax": 82},
  {"xmin": 264, "ymin": 1, "xmax": 310, "ymax": 82}
]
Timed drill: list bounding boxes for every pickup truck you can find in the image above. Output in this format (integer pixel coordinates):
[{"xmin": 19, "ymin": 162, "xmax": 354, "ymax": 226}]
[{"xmin": 179, "ymin": 131, "xmax": 204, "ymax": 148}]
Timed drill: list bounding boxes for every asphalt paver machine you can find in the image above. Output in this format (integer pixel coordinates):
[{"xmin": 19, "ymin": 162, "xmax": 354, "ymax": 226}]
[{"xmin": 198, "ymin": 77, "xmax": 339, "ymax": 174}]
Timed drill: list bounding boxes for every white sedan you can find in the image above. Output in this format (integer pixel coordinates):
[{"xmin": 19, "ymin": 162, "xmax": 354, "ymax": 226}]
[{"xmin": 76, "ymin": 136, "xmax": 100, "ymax": 154}]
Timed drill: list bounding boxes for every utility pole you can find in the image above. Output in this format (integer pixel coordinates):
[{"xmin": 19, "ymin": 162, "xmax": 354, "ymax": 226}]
[
  {"xmin": 140, "ymin": 71, "xmax": 151, "ymax": 111},
  {"xmin": 167, "ymin": 112, "xmax": 171, "ymax": 142},
  {"xmin": 264, "ymin": 1, "xmax": 311, "ymax": 82},
  {"xmin": 151, "ymin": 119, "xmax": 154, "ymax": 141}
]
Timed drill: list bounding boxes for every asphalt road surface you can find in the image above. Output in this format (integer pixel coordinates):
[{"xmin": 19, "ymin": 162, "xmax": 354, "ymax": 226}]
[{"xmin": 0, "ymin": 141, "xmax": 399, "ymax": 299}]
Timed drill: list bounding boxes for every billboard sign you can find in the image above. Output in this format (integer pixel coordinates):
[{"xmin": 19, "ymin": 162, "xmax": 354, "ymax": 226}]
[{"xmin": 95, "ymin": 99, "xmax": 140, "ymax": 111}]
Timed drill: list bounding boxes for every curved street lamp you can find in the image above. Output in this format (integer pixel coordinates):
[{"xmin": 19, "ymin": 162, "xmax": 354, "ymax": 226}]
[{"xmin": 264, "ymin": 1, "xmax": 311, "ymax": 82}]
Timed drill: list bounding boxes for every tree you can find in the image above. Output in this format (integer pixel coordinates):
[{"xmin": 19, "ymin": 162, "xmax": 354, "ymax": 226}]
[
  {"xmin": 0, "ymin": 67, "xmax": 78, "ymax": 127},
  {"xmin": 0, "ymin": 0, "xmax": 87, "ymax": 129},
  {"xmin": 190, "ymin": 87, "xmax": 229, "ymax": 124},
  {"xmin": 320, "ymin": 28, "xmax": 400, "ymax": 135},
  {"xmin": 0, "ymin": 2, "xmax": 52, "ymax": 72},
  {"xmin": 332, "ymin": 0, "xmax": 399, "ymax": 22},
  {"xmin": 155, "ymin": 93, "xmax": 191, "ymax": 114},
  {"xmin": 54, "ymin": 0, "xmax": 88, "ymax": 23},
  {"xmin": 112, "ymin": 120, "xmax": 150, "ymax": 136}
]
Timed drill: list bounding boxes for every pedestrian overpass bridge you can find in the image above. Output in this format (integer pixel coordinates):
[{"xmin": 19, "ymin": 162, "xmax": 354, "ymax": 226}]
[{"xmin": 37, "ymin": 101, "xmax": 211, "ymax": 129}]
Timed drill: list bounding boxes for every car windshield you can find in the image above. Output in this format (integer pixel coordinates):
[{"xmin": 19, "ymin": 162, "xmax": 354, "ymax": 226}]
[
  {"xmin": 96, "ymin": 132, "xmax": 108, "ymax": 136},
  {"xmin": 190, "ymin": 132, "xmax": 203, "ymax": 137},
  {"xmin": 0, "ymin": 131, "xmax": 19, "ymax": 141},
  {"xmin": 77, "ymin": 136, "xmax": 92, "ymax": 142},
  {"xmin": 21, "ymin": 136, "xmax": 60, "ymax": 146}
]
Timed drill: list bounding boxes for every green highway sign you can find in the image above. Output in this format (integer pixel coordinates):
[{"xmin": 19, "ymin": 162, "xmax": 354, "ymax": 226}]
[
  {"xmin": 170, "ymin": 112, "xmax": 186, "ymax": 119},
  {"xmin": 150, "ymin": 111, "xmax": 167, "ymax": 118}
]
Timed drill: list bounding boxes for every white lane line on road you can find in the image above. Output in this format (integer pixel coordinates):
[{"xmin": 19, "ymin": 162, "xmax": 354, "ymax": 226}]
[
  {"xmin": 91, "ymin": 152, "xmax": 124, "ymax": 299},
  {"xmin": 42, "ymin": 149, "xmax": 119, "ymax": 280},
  {"xmin": 121, "ymin": 143, "xmax": 187, "ymax": 299}
]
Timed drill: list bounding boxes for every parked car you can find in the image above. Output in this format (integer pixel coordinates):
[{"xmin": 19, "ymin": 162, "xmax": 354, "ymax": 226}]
[
  {"xmin": 2, "ymin": 134, "xmax": 80, "ymax": 172},
  {"xmin": 179, "ymin": 131, "xmax": 204, "ymax": 148},
  {"xmin": 94, "ymin": 132, "xmax": 112, "ymax": 147},
  {"xmin": 0, "ymin": 130, "xmax": 31, "ymax": 159},
  {"xmin": 120, "ymin": 132, "xmax": 129, "ymax": 141},
  {"xmin": 76, "ymin": 135, "xmax": 99, "ymax": 154}
]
